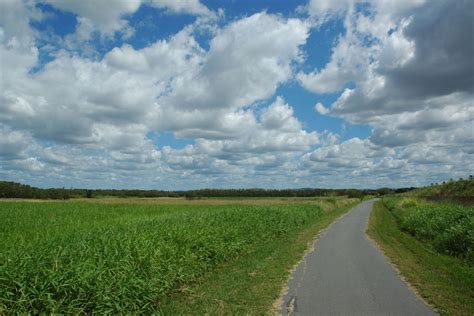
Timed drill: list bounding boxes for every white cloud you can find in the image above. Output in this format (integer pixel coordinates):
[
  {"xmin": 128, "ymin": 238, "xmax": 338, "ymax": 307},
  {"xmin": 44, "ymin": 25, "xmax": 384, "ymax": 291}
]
[
  {"xmin": 163, "ymin": 97, "xmax": 318, "ymax": 164},
  {"xmin": 297, "ymin": 7, "xmax": 371, "ymax": 93},
  {"xmin": 0, "ymin": 0, "xmax": 472, "ymax": 189},
  {"xmin": 151, "ymin": 13, "xmax": 310, "ymax": 140},
  {"xmin": 44, "ymin": 0, "xmax": 213, "ymax": 41},
  {"xmin": 1, "ymin": 25, "xmax": 207, "ymax": 145},
  {"xmin": 261, "ymin": 97, "xmax": 301, "ymax": 131},
  {"xmin": 149, "ymin": 0, "xmax": 213, "ymax": 16},
  {"xmin": 0, "ymin": 126, "xmax": 31, "ymax": 160},
  {"xmin": 1, "ymin": 8, "xmax": 311, "ymax": 150},
  {"xmin": 305, "ymin": 0, "xmax": 353, "ymax": 25},
  {"xmin": 299, "ymin": 0, "xmax": 474, "ymax": 166},
  {"xmin": 314, "ymin": 102, "xmax": 329, "ymax": 115},
  {"xmin": 0, "ymin": 6, "xmax": 320, "ymax": 188},
  {"xmin": 45, "ymin": 0, "xmax": 142, "ymax": 37},
  {"xmin": 290, "ymin": 0, "xmax": 473, "ymax": 187},
  {"xmin": 106, "ymin": 28, "xmax": 204, "ymax": 78},
  {"xmin": 299, "ymin": 0, "xmax": 425, "ymax": 94},
  {"xmin": 159, "ymin": 13, "xmax": 309, "ymax": 111}
]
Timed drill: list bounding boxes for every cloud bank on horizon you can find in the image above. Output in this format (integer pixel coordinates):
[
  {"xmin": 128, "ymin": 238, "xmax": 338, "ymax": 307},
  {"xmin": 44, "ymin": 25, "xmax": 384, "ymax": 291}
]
[{"xmin": 0, "ymin": 0, "xmax": 472, "ymax": 189}]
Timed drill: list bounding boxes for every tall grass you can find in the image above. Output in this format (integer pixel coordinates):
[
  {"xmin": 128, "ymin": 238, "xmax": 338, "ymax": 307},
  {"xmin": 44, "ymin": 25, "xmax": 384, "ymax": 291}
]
[
  {"xmin": 383, "ymin": 197, "xmax": 474, "ymax": 264},
  {"xmin": 0, "ymin": 201, "xmax": 330, "ymax": 313},
  {"xmin": 368, "ymin": 201, "xmax": 474, "ymax": 315}
]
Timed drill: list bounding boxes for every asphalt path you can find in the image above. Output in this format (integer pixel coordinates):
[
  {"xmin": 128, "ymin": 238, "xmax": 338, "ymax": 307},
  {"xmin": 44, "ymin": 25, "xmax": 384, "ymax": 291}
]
[{"xmin": 280, "ymin": 200, "xmax": 437, "ymax": 316}]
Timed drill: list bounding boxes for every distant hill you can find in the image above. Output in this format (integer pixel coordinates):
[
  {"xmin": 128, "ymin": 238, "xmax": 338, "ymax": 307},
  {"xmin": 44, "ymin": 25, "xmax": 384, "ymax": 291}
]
[{"xmin": 407, "ymin": 178, "xmax": 474, "ymax": 197}]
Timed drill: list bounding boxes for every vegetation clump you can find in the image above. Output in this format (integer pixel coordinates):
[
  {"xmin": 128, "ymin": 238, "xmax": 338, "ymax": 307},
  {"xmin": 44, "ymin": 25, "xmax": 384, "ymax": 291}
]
[{"xmin": 384, "ymin": 197, "xmax": 474, "ymax": 264}]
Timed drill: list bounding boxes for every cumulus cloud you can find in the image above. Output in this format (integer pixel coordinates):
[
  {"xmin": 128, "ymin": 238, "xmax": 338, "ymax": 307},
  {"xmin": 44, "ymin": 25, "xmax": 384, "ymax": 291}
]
[
  {"xmin": 0, "ymin": 0, "xmax": 471, "ymax": 189},
  {"xmin": 0, "ymin": 5, "xmax": 318, "ymax": 188},
  {"xmin": 0, "ymin": 126, "xmax": 31, "ymax": 160},
  {"xmin": 1, "ymin": 24, "xmax": 207, "ymax": 145},
  {"xmin": 314, "ymin": 102, "xmax": 329, "ymax": 115},
  {"xmin": 330, "ymin": 0, "xmax": 473, "ymax": 117},
  {"xmin": 158, "ymin": 13, "xmax": 309, "ymax": 110},
  {"xmin": 160, "ymin": 97, "xmax": 318, "ymax": 176},
  {"xmin": 152, "ymin": 13, "xmax": 310, "ymax": 139},
  {"xmin": 298, "ymin": 136, "xmax": 470, "ymax": 188},
  {"xmin": 44, "ymin": 0, "xmax": 213, "ymax": 40},
  {"xmin": 303, "ymin": 0, "xmax": 353, "ymax": 25},
  {"xmin": 299, "ymin": 0, "xmax": 474, "ymax": 161},
  {"xmin": 45, "ymin": 0, "xmax": 141, "ymax": 38},
  {"xmin": 149, "ymin": 0, "xmax": 213, "ymax": 16}
]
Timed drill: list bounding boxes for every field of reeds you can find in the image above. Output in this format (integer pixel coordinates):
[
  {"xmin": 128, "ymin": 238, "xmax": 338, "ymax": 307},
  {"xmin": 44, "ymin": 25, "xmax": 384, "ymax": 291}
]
[{"xmin": 0, "ymin": 198, "xmax": 355, "ymax": 313}]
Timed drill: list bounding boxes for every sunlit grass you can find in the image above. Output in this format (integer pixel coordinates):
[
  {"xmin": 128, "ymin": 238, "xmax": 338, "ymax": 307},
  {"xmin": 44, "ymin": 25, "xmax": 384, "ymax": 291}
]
[
  {"xmin": 383, "ymin": 197, "xmax": 474, "ymax": 263},
  {"xmin": 0, "ymin": 199, "xmax": 355, "ymax": 313}
]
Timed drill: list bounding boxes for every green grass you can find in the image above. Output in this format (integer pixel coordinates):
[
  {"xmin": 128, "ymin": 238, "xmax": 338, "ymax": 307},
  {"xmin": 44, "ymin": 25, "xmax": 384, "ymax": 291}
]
[
  {"xmin": 0, "ymin": 198, "xmax": 355, "ymax": 314},
  {"xmin": 407, "ymin": 178, "xmax": 474, "ymax": 197},
  {"xmin": 367, "ymin": 200, "xmax": 474, "ymax": 315},
  {"xmin": 384, "ymin": 197, "xmax": 474, "ymax": 263},
  {"xmin": 158, "ymin": 200, "xmax": 355, "ymax": 314}
]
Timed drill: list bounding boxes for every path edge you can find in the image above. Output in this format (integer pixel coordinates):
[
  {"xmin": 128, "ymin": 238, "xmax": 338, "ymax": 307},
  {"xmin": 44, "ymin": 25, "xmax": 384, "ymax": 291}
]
[
  {"xmin": 271, "ymin": 203, "xmax": 358, "ymax": 315},
  {"xmin": 364, "ymin": 200, "xmax": 438, "ymax": 314}
]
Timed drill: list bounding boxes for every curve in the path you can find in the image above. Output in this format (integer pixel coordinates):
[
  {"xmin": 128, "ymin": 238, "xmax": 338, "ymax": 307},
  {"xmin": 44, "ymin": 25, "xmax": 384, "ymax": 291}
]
[{"xmin": 280, "ymin": 200, "xmax": 437, "ymax": 316}]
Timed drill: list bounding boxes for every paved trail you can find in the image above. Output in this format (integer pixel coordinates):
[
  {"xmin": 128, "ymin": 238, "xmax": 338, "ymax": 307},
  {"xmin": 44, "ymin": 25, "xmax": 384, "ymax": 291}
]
[{"xmin": 280, "ymin": 200, "xmax": 437, "ymax": 316}]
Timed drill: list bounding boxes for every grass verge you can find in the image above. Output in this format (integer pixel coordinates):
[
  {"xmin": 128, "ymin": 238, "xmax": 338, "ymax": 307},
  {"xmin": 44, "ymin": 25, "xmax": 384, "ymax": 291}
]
[{"xmin": 367, "ymin": 201, "xmax": 474, "ymax": 316}]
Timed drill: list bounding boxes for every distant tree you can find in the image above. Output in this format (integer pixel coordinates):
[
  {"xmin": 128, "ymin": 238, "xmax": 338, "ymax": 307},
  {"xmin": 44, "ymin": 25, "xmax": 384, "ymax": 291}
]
[
  {"xmin": 346, "ymin": 189, "xmax": 364, "ymax": 199},
  {"xmin": 185, "ymin": 192, "xmax": 199, "ymax": 200},
  {"xmin": 86, "ymin": 190, "xmax": 93, "ymax": 198},
  {"xmin": 376, "ymin": 188, "xmax": 392, "ymax": 196}
]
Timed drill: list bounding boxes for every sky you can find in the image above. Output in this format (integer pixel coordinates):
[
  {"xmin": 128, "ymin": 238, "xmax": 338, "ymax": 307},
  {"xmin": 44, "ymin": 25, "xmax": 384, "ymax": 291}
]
[{"xmin": 0, "ymin": 0, "xmax": 473, "ymax": 190}]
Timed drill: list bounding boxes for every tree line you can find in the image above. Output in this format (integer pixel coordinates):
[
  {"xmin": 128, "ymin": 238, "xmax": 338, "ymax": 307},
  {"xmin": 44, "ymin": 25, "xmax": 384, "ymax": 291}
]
[{"xmin": 0, "ymin": 181, "xmax": 415, "ymax": 200}]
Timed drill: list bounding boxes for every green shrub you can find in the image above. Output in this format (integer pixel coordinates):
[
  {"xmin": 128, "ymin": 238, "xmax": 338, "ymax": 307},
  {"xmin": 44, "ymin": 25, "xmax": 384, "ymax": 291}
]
[{"xmin": 385, "ymin": 198, "xmax": 474, "ymax": 264}]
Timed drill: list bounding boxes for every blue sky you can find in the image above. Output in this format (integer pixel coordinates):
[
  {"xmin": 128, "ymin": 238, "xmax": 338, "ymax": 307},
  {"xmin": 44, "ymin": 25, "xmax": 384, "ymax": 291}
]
[{"xmin": 0, "ymin": 0, "xmax": 472, "ymax": 189}]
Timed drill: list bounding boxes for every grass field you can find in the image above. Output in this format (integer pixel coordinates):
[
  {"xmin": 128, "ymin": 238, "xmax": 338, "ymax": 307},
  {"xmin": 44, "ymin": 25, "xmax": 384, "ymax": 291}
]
[
  {"xmin": 367, "ymin": 198, "xmax": 474, "ymax": 315},
  {"xmin": 0, "ymin": 197, "xmax": 356, "ymax": 314}
]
